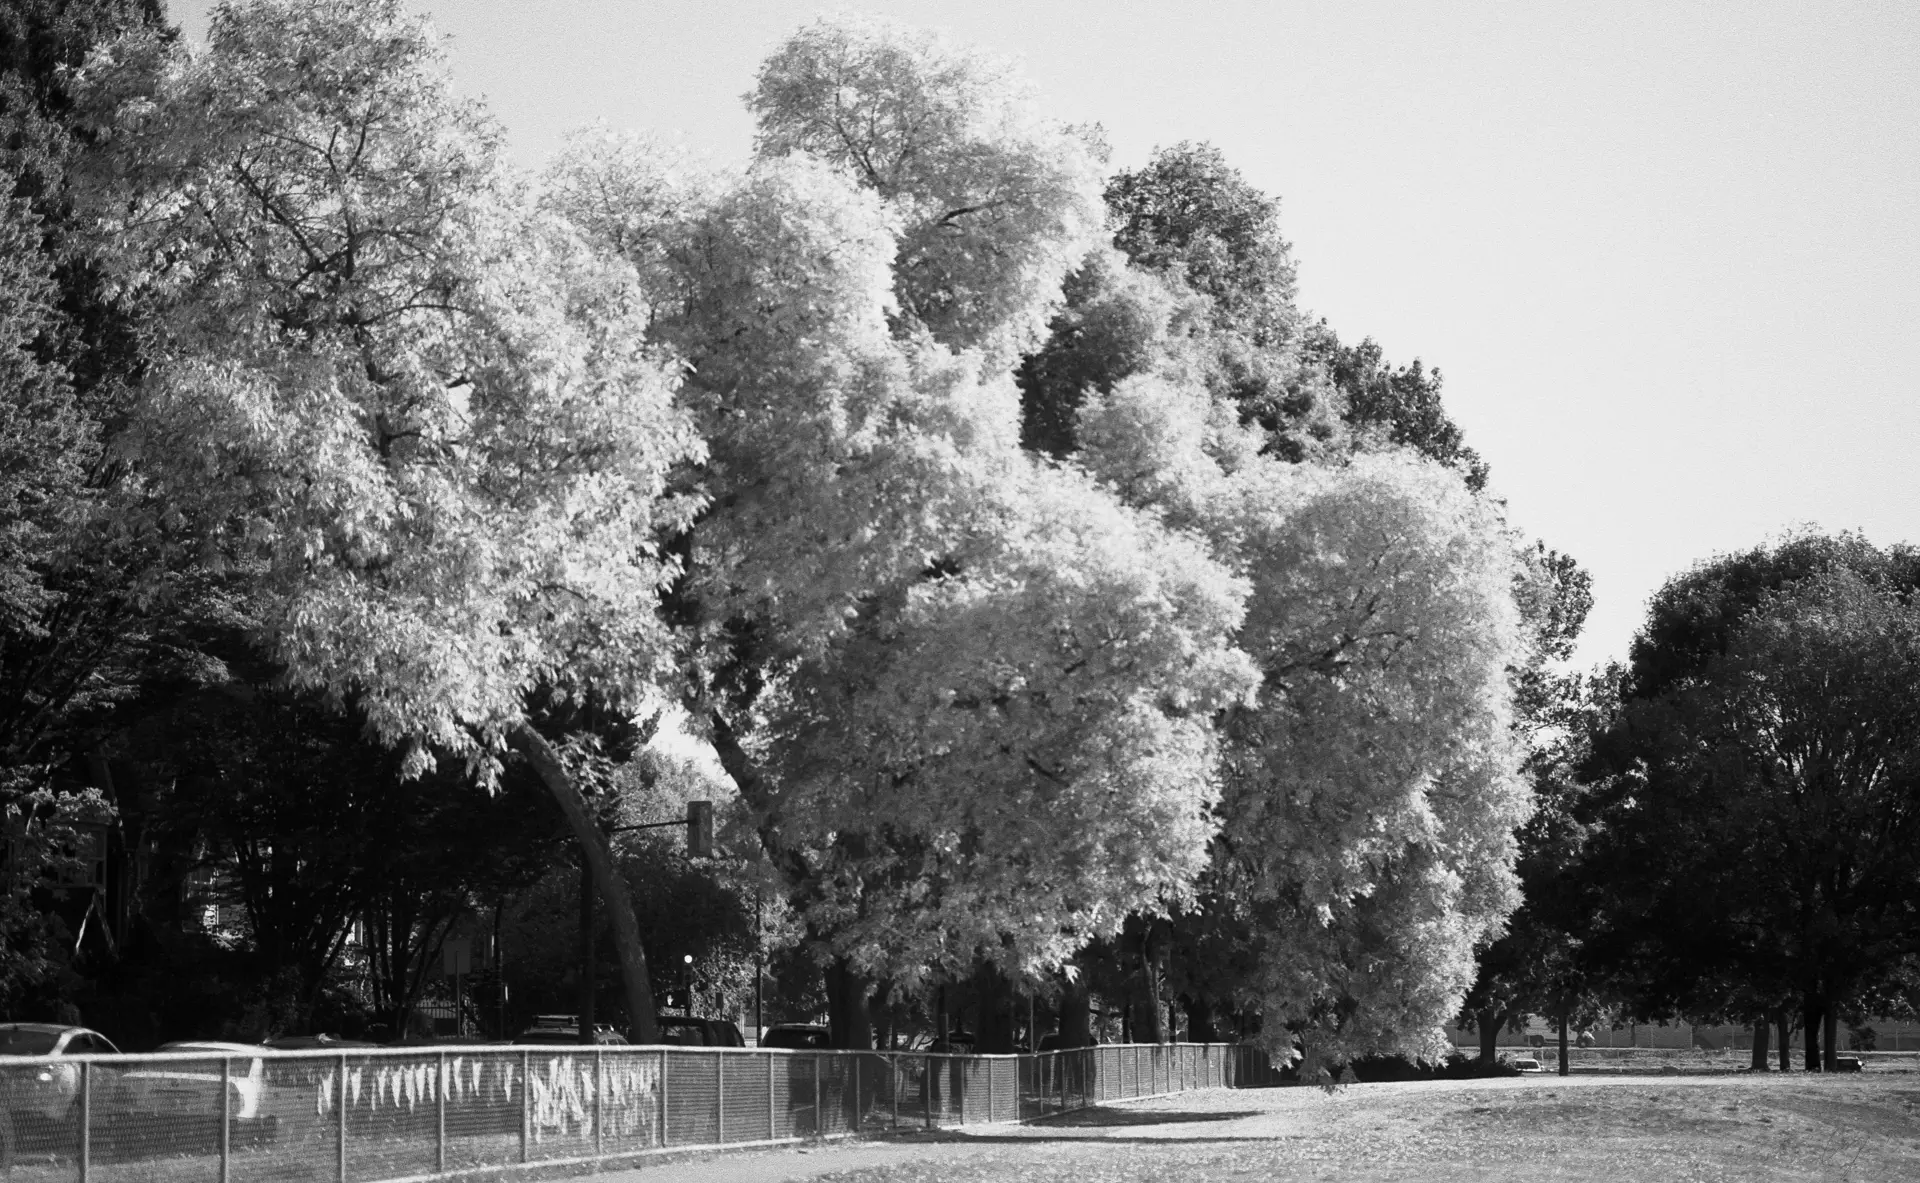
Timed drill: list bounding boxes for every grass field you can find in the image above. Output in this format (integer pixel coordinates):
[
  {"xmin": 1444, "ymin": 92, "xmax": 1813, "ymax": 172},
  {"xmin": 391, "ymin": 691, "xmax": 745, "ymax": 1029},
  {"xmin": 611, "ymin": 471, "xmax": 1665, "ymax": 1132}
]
[{"xmin": 650, "ymin": 1072, "xmax": 1920, "ymax": 1183}]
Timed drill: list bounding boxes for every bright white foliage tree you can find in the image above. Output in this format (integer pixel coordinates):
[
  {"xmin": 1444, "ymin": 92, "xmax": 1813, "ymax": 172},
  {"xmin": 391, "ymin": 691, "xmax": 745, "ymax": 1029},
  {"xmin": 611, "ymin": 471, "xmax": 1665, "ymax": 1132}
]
[
  {"xmin": 1079, "ymin": 369, "xmax": 1531, "ymax": 1061},
  {"xmin": 548, "ymin": 16, "xmax": 1258, "ymax": 1018},
  {"xmin": 72, "ymin": 0, "xmax": 1533, "ymax": 1055},
  {"xmin": 75, "ymin": 0, "xmax": 700, "ymax": 1040},
  {"xmin": 763, "ymin": 462, "xmax": 1256, "ymax": 987},
  {"xmin": 748, "ymin": 13, "xmax": 1107, "ymax": 368}
]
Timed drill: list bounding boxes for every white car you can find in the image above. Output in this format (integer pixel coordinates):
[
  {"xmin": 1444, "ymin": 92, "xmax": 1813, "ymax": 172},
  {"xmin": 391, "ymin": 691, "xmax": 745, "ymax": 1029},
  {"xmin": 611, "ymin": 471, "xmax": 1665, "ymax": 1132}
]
[
  {"xmin": 120, "ymin": 1041, "xmax": 272, "ymax": 1131},
  {"xmin": 0, "ymin": 1023, "xmax": 122, "ymax": 1119},
  {"xmin": 0, "ymin": 1023, "xmax": 124, "ymax": 1168},
  {"xmin": 1507, "ymin": 1054, "xmax": 1546, "ymax": 1074}
]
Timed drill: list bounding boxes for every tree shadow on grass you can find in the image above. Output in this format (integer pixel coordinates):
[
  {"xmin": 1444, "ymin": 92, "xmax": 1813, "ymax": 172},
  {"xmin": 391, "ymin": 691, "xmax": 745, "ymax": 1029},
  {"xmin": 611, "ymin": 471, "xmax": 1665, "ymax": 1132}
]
[
  {"xmin": 891, "ymin": 1130, "xmax": 1282, "ymax": 1147},
  {"xmin": 1038, "ymin": 1108, "xmax": 1248, "ymax": 1128},
  {"xmin": 878, "ymin": 1106, "xmax": 1266, "ymax": 1145}
]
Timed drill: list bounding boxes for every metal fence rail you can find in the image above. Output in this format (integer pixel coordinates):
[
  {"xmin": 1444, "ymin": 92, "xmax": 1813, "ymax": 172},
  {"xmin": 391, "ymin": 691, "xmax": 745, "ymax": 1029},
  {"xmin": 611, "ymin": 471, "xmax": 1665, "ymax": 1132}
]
[{"xmin": 0, "ymin": 1042, "xmax": 1258, "ymax": 1182}]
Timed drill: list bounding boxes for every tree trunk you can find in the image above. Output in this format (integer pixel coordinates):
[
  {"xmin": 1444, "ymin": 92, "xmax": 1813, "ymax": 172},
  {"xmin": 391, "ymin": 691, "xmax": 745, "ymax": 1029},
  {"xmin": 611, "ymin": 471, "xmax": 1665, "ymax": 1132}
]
[
  {"xmin": 1186, "ymin": 994, "xmax": 1216, "ymax": 1043},
  {"xmin": 1776, "ymin": 1009, "xmax": 1791, "ymax": 1073},
  {"xmin": 1557, "ymin": 1012, "xmax": 1570, "ymax": 1077},
  {"xmin": 1061, "ymin": 978, "xmax": 1093, "ymax": 1047},
  {"xmin": 976, "ymin": 963, "xmax": 1017, "ymax": 1054},
  {"xmin": 1750, "ymin": 1019, "xmax": 1770, "ymax": 1070},
  {"xmin": 1476, "ymin": 1007, "xmax": 1506, "ymax": 1067},
  {"xmin": 516, "ymin": 723, "xmax": 659, "ymax": 1045},
  {"xmin": 1823, "ymin": 1008, "xmax": 1838, "ymax": 1073},
  {"xmin": 826, "ymin": 957, "xmax": 874, "ymax": 1050},
  {"xmin": 577, "ymin": 857, "xmax": 596, "ymax": 1044},
  {"xmin": 1802, "ymin": 995, "xmax": 1822, "ymax": 1072},
  {"xmin": 1137, "ymin": 947, "xmax": 1166, "ymax": 1043}
]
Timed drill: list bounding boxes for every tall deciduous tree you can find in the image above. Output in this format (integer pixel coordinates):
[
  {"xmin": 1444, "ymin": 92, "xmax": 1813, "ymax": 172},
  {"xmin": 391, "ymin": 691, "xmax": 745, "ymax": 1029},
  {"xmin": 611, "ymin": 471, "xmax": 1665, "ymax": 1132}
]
[
  {"xmin": 0, "ymin": 0, "xmax": 171, "ymax": 1008},
  {"xmin": 549, "ymin": 16, "xmax": 1264, "ymax": 1045},
  {"xmin": 1586, "ymin": 543, "xmax": 1920, "ymax": 1071},
  {"xmin": 747, "ymin": 13, "xmax": 1104, "ymax": 368},
  {"xmin": 1072, "ymin": 354, "xmax": 1531, "ymax": 1063},
  {"xmin": 74, "ymin": 0, "xmax": 700, "ymax": 1041}
]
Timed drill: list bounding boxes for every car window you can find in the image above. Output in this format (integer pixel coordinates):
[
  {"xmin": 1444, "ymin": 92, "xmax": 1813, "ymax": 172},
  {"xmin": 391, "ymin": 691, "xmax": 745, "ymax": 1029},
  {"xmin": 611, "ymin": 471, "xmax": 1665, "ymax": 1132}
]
[{"xmin": 0, "ymin": 1029, "xmax": 59, "ymax": 1056}]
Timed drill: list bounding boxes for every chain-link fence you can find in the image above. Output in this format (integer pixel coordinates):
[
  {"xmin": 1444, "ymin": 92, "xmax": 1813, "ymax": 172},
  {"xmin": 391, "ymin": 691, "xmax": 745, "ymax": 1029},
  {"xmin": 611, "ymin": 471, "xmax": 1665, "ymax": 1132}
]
[{"xmin": 0, "ymin": 1042, "xmax": 1259, "ymax": 1182}]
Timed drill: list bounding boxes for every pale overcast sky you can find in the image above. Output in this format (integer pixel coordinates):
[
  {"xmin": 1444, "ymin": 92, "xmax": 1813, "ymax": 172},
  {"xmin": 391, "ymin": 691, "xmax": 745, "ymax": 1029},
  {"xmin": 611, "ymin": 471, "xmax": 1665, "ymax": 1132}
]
[{"xmin": 173, "ymin": 1, "xmax": 1920, "ymax": 670}]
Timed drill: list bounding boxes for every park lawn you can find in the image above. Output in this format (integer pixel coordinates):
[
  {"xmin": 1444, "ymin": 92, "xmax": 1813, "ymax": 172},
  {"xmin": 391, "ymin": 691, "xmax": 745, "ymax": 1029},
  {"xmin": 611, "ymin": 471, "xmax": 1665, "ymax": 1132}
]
[{"xmin": 803, "ymin": 1073, "xmax": 1920, "ymax": 1183}]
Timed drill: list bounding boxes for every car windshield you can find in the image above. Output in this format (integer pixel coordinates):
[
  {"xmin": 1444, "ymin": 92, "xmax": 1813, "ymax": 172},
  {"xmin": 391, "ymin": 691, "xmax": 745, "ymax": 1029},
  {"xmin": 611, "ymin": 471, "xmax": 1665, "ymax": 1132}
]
[{"xmin": 0, "ymin": 1030, "xmax": 60, "ymax": 1056}]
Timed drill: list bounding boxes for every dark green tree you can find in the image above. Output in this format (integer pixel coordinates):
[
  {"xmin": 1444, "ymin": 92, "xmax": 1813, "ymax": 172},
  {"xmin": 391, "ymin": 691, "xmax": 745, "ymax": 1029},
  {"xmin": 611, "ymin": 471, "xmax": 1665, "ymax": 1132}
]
[
  {"xmin": 1583, "ymin": 537, "xmax": 1920, "ymax": 1071},
  {"xmin": 1301, "ymin": 323, "xmax": 1488, "ymax": 491}
]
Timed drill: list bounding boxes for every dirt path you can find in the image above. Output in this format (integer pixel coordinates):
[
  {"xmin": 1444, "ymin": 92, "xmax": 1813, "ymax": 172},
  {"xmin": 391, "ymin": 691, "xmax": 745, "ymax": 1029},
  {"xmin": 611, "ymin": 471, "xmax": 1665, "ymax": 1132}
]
[{"xmin": 596, "ymin": 1072, "xmax": 1920, "ymax": 1183}]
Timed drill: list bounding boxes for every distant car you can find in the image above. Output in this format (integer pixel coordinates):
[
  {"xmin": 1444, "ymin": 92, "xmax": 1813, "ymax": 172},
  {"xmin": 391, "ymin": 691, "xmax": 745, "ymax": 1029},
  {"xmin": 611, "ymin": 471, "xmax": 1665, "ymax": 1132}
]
[
  {"xmin": 1834, "ymin": 1054, "xmax": 1865, "ymax": 1073},
  {"xmin": 928, "ymin": 1031, "xmax": 977, "ymax": 1054},
  {"xmin": 262, "ymin": 1033, "xmax": 380, "ymax": 1050},
  {"xmin": 760, "ymin": 1024, "xmax": 830, "ymax": 1050},
  {"xmin": 1506, "ymin": 1054, "xmax": 1546, "ymax": 1074},
  {"xmin": 514, "ymin": 1016, "xmax": 628, "ymax": 1046},
  {"xmin": 650, "ymin": 1016, "xmax": 745, "ymax": 1047}
]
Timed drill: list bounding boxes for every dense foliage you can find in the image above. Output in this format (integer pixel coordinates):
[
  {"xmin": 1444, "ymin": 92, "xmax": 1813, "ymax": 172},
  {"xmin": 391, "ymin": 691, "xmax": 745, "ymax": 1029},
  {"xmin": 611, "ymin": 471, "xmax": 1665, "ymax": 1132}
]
[{"xmin": 4, "ymin": 0, "xmax": 1748, "ymax": 1076}]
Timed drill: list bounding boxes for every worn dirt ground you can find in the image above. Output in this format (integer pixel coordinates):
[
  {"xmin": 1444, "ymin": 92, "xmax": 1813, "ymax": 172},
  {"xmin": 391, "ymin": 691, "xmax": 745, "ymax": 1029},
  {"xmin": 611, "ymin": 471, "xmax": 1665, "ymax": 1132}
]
[{"xmin": 601, "ymin": 1073, "xmax": 1920, "ymax": 1183}]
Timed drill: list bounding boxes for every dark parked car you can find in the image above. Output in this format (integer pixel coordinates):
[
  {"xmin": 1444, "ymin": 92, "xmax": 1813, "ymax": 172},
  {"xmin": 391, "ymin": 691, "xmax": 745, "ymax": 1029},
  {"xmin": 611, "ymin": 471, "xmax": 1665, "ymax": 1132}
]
[
  {"xmin": 262, "ymin": 1033, "xmax": 381, "ymax": 1050},
  {"xmin": 760, "ymin": 1024, "xmax": 830, "ymax": 1049},
  {"xmin": 928, "ymin": 1031, "xmax": 976, "ymax": 1054},
  {"xmin": 651, "ymin": 1017, "xmax": 745, "ymax": 1047},
  {"xmin": 514, "ymin": 1016, "xmax": 628, "ymax": 1046}
]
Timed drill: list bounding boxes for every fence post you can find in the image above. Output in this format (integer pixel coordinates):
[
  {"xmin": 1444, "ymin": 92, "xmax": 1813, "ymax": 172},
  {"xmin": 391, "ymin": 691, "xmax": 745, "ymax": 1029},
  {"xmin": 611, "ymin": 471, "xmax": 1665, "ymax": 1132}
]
[
  {"xmin": 220, "ymin": 1056, "xmax": 231, "ymax": 1183},
  {"xmin": 767, "ymin": 1052, "xmax": 776, "ymax": 1141},
  {"xmin": 851, "ymin": 1054, "xmax": 860, "ymax": 1132},
  {"xmin": 659, "ymin": 1049, "xmax": 670, "ymax": 1148},
  {"xmin": 985, "ymin": 1057, "xmax": 993, "ymax": 1123},
  {"xmin": 891, "ymin": 1055, "xmax": 898, "ymax": 1130},
  {"xmin": 714, "ymin": 1049, "xmax": 724, "ymax": 1144},
  {"xmin": 78, "ymin": 1060, "xmax": 90, "ymax": 1183},
  {"xmin": 436, "ymin": 1052, "xmax": 447, "ymax": 1175},
  {"xmin": 812, "ymin": 1055, "xmax": 822, "ymax": 1136},
  {"xmin": 519, "ymin": 1050, "xmax": 531, "ymax": 1162},
  {"xmin": 923, "ymin": 1055, "xmax": 932, "ymax": 1130},
  {"xmin": 594, "ymin": 1048, "xmax": 605, "ymax": 1159},
  {"xmin": 336, "ymin": 1053, "xmax": 348, "ymax": 1183}
]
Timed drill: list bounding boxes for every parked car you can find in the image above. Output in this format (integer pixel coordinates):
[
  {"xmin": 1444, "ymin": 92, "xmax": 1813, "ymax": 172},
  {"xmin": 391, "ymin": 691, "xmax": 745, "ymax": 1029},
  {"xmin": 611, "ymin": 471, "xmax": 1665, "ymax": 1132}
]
[
  {"xmin": 760, "ymin": 1024, "xmax": 830, "ymax": 1050},
  {"xmin": 514, "ymin": 1016, "xmax": 629, "ymax": 1046},
  {"xmin": 1505, "ymin": 1054, "xmax": 1546, "ymax": 1074},
  {"xmin": 651, "ymin": 1016, "xmax": 745, "ymax": 1047},
  {"xmin": 0, "ymin": 1024, "xmax": 123, "ymax": 1118},
  {"xmin": 261, "ymin": 1033, "xmax": 380, "ymax": 1050},
  {"xmin": 118, "ymin": 1041, "xmax": 276, "ymax": 1144},
  {"xmin": 0, "ymin": 1024, "xmax": 124, "ymax": 1168},
  {"xmin": 928, "ymin": 1031, "xmax": 976, "ymax": 1054},
  {"xmin": 1834, "ymin": 1054, "xmax": 1865, "ymax": 1073}
]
